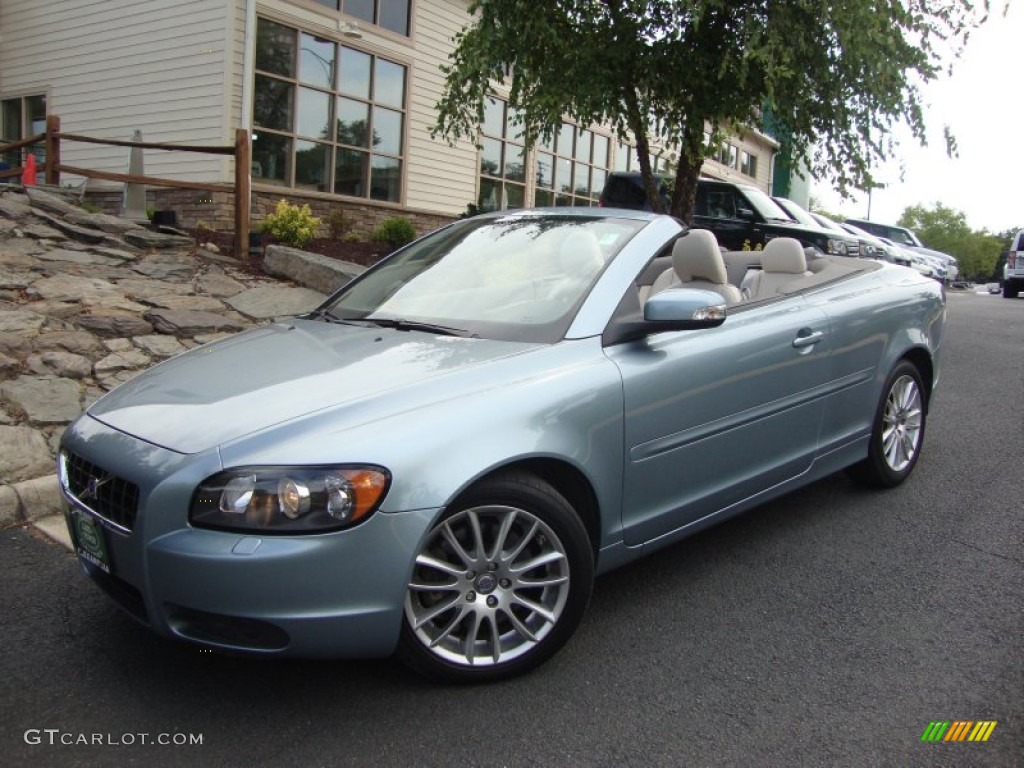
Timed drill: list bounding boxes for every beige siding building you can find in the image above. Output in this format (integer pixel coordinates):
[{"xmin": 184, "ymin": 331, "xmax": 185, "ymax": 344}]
[{"xmin": 0, "ymin": 0, "xmax": 777, "ymax": 233}]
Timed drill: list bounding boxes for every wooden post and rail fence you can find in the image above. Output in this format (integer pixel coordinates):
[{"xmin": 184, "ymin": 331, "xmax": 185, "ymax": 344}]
[{"xmin": 0, "ymin": 115, "xmax": 251, "ymax": 258}]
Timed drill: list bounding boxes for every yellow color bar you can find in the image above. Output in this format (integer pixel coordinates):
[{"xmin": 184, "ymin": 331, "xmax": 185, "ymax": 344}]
[{"xmin": 970, "ymin": 721, "xmax": 997, "ymax": 742}]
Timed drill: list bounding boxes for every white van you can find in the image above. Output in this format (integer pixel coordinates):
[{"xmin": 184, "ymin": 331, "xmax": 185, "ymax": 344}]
[{"xmin": 1005, "ymin": 230, "xmax": 1024, "ymax": 298}]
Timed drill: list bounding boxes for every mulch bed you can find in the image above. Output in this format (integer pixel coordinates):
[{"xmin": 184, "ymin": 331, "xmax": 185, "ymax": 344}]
[{"xmin": 189, "ymin": 229, "xmax": 391, "ymax": 271}]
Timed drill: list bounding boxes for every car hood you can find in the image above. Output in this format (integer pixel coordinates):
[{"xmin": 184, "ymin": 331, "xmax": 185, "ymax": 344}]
[
  {"xmin": 88, "ymin": 320, "xmax": 541, "ymax": 454},
  {"xmin": 910, "ymin": 245, "xmax": 954, "ymax": 263}
]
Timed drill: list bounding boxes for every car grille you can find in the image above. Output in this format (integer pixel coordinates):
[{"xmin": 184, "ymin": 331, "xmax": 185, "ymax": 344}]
[{"xmin": 63, "ymin": 451, "xmax": 139, "ymax": 532}]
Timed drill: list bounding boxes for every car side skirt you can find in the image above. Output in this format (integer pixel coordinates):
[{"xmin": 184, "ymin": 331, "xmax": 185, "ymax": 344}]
[{"xmin": 595, "ymin": 433, "xmax": 869, "ymax": 575}]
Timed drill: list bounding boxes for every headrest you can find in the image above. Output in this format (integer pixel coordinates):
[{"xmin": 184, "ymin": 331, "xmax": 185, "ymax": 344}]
[
  {"xmin": 761, "ymin": 238, "xmax": 808, "ymax": 274},
  {"xmin": 559, "ymin": 229, "xmax": 604, "ymax": 273},
  {"xmin": 672, "ymin": 229, "xmax": 728, "ymax": 284}
]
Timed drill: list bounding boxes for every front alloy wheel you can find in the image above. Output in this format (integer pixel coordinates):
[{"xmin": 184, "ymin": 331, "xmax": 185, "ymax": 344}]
[{"xmin": 398, "ymin": 473, "xmax": 593, "ymax": 683}]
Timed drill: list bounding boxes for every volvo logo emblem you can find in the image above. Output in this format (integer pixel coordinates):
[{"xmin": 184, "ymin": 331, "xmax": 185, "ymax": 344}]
[
  {"xmin": 475, "ymin": 573, "xmax": 498, "ymax": 595},
  {"xmin": 81, "ymin": 473, "xmax": 112, "ymax": 501}
]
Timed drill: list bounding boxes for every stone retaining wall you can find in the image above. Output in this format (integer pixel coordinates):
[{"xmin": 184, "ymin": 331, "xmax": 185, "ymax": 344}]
[{"xmin": 84, "ymin": 187, "xmax": 457, "ymax": 241}]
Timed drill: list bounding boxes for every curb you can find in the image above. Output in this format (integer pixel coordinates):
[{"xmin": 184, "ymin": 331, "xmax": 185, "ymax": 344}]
[
  {"xmin": 1, "ymin": 474, "xmax": 74, "ymax": 551},
  {"xmin": 0, "ymin": 485, "xmax": 19, "ymax": 526},
  {"xmin": 34, "ymin": 514, "xmax": 73, "ymax": 551},
  {"xmin": 0, "ymin": 474, "xmax": 63, "ymax": 522},
  {"xmin": 14, "ymin": 474, "xmax": 63, "ymax": 520}
]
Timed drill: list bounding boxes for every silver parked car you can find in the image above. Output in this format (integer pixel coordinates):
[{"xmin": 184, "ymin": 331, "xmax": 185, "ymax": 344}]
[{"xmin": 59, "ymin": 210, "xmax": 945, "ymax": 682}]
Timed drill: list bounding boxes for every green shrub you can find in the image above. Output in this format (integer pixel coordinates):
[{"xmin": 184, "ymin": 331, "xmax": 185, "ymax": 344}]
[
  {"xmin": 373, "ymin": 216, "xmax": 417, "ymax": 249},
  {"xmin": 327, "ymin": 208, "xmax": 349, "ymax": 239},
  {"xmin": 260, "ymin": 199, "xmax": 321, "ymax": 248}
]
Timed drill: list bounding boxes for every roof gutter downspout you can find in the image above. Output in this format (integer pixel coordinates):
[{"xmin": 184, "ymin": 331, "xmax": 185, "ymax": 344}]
[{"xmin": 240, "ymin": 0, "xmax": 256, "ymax": 129}]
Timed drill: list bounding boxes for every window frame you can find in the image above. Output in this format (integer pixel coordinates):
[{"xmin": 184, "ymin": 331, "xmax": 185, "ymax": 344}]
[
  {"xmin": 477, "ymin": 97, "xmax": 527, "ymax": 212},
  {"xmin": 251, "ymin": 16, "xmax": 409, "ymax": 203},
  {"xmin": 740, "ymin": 150, "xmax": 758, "ymax": 178},
  {"xmin": 0, "ymin": 92, "xmax": 47, "ymax": 177},
  {"xmin": 296, "ymin": 0, "xmax": 413, "ymax": 37},
  {"xmin": 533, "ymin": 121, "xmax": 613, "ymax": 207}
]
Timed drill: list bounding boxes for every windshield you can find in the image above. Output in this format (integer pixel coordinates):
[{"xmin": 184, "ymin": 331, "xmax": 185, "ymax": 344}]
[
  {"xmin": 740, "ymin": 186, "xmax": 794, "ymax": 221},
  {"xmin": 902, "ymin": 229, "xmax": 924, "ymax": 248},
  {"xmin": 811, "ymin": 213, "xmax": 846, "ymax": 234},
  {"xmin": 773, "ymin": 198, "xmax": 819, "ymax": 227},
  {"xmin": 320, "ymin": 214, "xmax": 646, "ymax": 343}
]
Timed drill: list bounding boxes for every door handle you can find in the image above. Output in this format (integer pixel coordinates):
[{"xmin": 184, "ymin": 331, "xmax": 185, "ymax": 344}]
[{"xmin": 792, "ymin": 330, "xmax": 824, "ymax": 348}]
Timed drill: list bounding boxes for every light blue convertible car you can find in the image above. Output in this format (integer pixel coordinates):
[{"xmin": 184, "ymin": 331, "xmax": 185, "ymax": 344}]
[{"xmin": 59, "ymin": 210, "xmax": 944, "ymax": 682}]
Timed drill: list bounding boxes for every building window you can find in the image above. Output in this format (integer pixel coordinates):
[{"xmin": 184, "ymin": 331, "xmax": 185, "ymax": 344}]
[
  {"xmin": 740, "ymin": 151, "xmax": 758, "ymax": 178},
  {"xmin": 310, "ymin": 0, "xmax": 410, "ymax": 36},
  {"xmin": 1, "ymin": 94, "xmax": 46, "ymax": 178},
  {"xmin": 252, "ymin": 17, "xmax": 407, "ymax": 202},
  {"xmin": 535, "ymin": 123, "xmax": 611, "ymax": 206},
  {"xmin": 477, "ymin": 97, "xmax": 525, "ymax": 212},
  {"xmin": 614, "ymin": 141, "xmax": 633, "ymax": 172},
  {"xmin": 719, "ymin": 143, "xmax": 738, "ymax": 169}
]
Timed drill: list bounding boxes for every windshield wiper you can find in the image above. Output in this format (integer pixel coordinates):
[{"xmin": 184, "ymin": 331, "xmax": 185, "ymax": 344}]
[
  {"xmin": 305, "ymin": 308, "xmax": 365, "ymax": 326},
  {"xmin": 364, "ymin": 318, "xmax": 477, "ymax": 337}
]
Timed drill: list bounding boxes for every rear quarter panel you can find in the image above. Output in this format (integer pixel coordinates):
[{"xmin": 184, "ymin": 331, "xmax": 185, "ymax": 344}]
[{"xmin": 806, "ymin": 264, "xmax": 944, "ymax": 458}]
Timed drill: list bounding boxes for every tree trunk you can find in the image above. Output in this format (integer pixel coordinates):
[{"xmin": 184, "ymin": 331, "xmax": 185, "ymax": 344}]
[
  {"xmin": 669, "ymin": 122, "xmax": 704, "ymax": 226},
  {"xmin": 625, "ymin": 91, "xmax": 664, "ymax": 214}
]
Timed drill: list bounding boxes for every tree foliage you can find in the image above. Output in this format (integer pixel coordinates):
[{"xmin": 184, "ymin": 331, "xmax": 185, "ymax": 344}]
[
  {"xmin": 807, "ymin": 195, "xmax": 846, "ymax": 224},
  {"xmin": 433, "ymin": 0, "xmax": 988, "ymax": 223},
  {"xmin": 898, "ymin": 203, "xmax": 1005, "ymax": 280}
]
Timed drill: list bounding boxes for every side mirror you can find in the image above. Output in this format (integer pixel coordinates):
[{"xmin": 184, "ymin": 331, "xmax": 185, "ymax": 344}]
[
  {"xmin": 736, "ymin": 207, "xmax": 756, "ymax": 221},
  {"xmin": 644, "ymin": 288, "xmax": 727, "ymax": 326},
  {"xmin": 604, "ymin": 288, "xmax": 727, "ymax": 345}
]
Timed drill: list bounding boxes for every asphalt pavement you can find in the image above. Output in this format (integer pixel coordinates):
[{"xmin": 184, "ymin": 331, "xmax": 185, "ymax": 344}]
[{"xmin": 1, "ymin": 290, "xmax": 1021, "ymax": 768}]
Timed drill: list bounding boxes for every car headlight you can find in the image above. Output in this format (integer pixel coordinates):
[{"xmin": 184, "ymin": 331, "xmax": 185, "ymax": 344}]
[{"xmin": 190, "ymin": 466, "xmax": 390, "ymax": 533}]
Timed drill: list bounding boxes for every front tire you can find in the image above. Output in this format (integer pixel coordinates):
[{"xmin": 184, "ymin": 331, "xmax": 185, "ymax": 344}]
[
  {"xmin": 397, "ymin": 472, "xmax": 594, "ymax": 683},
  {"xmin": 848, "ymin": 360, "xmax": 927, "ymax": 488}
]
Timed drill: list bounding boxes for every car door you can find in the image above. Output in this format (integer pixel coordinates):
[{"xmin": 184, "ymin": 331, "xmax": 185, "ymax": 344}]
[{"xmin": 606, "ymin": 297, "xmax": 832, "ymax": 546}]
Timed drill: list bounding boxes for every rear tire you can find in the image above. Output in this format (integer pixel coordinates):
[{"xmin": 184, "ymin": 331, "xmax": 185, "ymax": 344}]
[
  {"xmin": 848, "ymin": 361, "xmax": 927, "ymax": 488},
  {"xmin": 396, "ymin": 472, "xmax": 594, "ymax": 683},
  {"xmin": 1003, "ymin": 281, "xmax": 1019, "ymax": 298}
]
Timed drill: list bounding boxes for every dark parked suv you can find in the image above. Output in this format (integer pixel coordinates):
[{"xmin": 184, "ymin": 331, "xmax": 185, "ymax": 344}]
[{"xmin": 599, "ymin": 172, "xmax": 853, "ymax": 255}]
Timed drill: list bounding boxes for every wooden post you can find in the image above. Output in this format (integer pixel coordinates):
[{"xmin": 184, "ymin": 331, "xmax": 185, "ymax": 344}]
[
  {"xmin": 44, "ymin": 115, "xmax": 60, "ymax": 186},
  {"xmin": 234, "ymin": 128, "xmax": 251, "ymax": 260}
]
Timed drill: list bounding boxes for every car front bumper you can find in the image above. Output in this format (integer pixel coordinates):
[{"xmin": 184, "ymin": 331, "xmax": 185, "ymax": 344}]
[{"xmin": 60, "ymin": 414, "xmax": 437, "ymax": 658}]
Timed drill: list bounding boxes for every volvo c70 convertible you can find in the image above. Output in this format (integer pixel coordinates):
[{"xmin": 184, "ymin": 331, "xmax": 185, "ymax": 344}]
[{"xmin": 59, "ymin": 209, "xmax": 945, "ymax": 682}]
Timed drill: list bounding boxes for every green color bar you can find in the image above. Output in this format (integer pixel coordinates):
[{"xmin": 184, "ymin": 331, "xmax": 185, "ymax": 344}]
[{"xmin": 921, "ymin": 721, "xmax": 950, "ymax": 742}]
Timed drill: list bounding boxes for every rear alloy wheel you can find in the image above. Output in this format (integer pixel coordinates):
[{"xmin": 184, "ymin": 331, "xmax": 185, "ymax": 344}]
[
  {"xmin": 848, "ymin": 361, "xmax": 926, "ymax": 488},
  {"xmin": 397, "ymin": 473, "xmax": 593, "ymax": 683}
]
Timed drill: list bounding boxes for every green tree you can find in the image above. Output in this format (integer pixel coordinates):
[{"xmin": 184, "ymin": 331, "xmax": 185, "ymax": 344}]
[
  {"xmin": 433, "ymin": 0, "xmax": 988, "ymax": 224},
  {"xmin": 898, "ymin": 203, "xmax": 1003, "ymax": 280}
]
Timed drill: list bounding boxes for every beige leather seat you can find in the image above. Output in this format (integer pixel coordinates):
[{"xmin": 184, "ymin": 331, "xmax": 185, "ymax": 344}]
[
  {"xmin": 545, "ymin": 229, "xmax": 605, "ymax": 303},
  {"xmin": 558, "ymin": 229, "xmax": 605, "ymax": 274},
  {"xmin": 741, "ymin": 237, "xmax": 811, "ymax": 301},
  {"xmin": 645, "ymin": 229, "xmax": 742, "ymax": 305}
]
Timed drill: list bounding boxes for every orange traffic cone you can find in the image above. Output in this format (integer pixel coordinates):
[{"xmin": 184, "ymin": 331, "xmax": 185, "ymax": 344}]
[{"xmin": 21, "ymin": 153, "xmax": 37, "ymax": 186}]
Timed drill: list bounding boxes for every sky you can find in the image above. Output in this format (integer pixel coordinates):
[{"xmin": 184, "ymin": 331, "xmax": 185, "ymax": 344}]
[{"xmin": 811, "ymin": 2, "xmax": 1024, "ymax": 235}]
